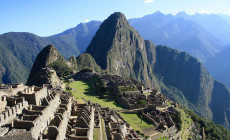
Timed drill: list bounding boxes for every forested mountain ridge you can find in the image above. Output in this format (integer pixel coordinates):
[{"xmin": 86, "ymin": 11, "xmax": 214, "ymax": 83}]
[{"xmin": 0, "ymin": 21, "xmax": 100, "ymax": 84}]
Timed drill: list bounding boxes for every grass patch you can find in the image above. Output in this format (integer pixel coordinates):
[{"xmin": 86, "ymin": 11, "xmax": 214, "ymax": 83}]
[
  {"xmin": 143, "ymin": 92, "xmax": 150, "ymax": 95},
  {"xmin": 119, "ymin": 113, "xmax": 153, "ymax": 131},
  {"xmin": 93, "ymin": 128, "xmax": 101, "ymax": 140},
  {"xmin": 68, "ymin": 81, "xmax": 124, "ymax": 110},
  {"xmin": 101, "ymin": 118, "xmax": 107, "ymax": 140}
]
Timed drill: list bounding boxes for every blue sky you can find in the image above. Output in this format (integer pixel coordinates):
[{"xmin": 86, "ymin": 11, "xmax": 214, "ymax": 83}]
[{"xmin": 1, "ymin": 0, "xmax": 230, "ymax": 36}]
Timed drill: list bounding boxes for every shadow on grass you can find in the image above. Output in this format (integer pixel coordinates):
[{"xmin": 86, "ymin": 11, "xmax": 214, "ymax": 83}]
[
  {"xmin": 137, "ymin": 114, "xmax": 153, "ymax": 125},
  {"xmin": 113, "ymin": 102, "xmax": 126, "ymax": 109}
]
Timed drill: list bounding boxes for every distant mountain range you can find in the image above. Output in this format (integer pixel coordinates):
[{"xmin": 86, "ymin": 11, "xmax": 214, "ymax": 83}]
[
  {"xmin": 176, "ymin": 12, "xmax": 230, "ymax": 45},
  {"xmin": 27, "ymin": 12, "xmax": 230, "ymax": 130},
  {"xmin": 1, "ymin": 11, "xmax": 230, "ymax": 86},
  {"xmin": 0, "ymin": 21, "xmax": 100, "ymax": 84},
  {"xmin": 129, "ymin": 11, "xmax": 227, "ymax": 62}
]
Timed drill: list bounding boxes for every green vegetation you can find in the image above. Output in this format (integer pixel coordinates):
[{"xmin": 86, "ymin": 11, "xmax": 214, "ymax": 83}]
[
  {"xmin": 27, "ymin": 44, "xmax": 71, "ymax": 86},
  {"xmin": 0, "ymin": 44, "xmax": 27, "ymax": 84},
  {"xmin": 73, "ymin": 53, "xmax": 102, "ymax": 73},
  {"xmin": 186, "ymin": 109, "xmax": 230, "ymax": 140},
  {"xmin": 49, "ymin": 59, "xmax": 72, "ymax": 78},
  {"xmin": 101, "ymin": 118, "xmax": 107, "ymax": 140},
  {"xmin": 178, "ymin": 109, "xmax": 192, "ymax": 140},
  {"xmin": 136, "ymin": 100, "xmax": 147, "ymax": 107},
  {"xmin": 67, "ymin": 80, "xmax": 123, "ymax": 110},
  {"xmin": 0, "ymin": 32, "xmax": 80, "ymax": 84},
  {"xmin": 93, "ymin": 128, "xmax": 101, "ymax": 140},
  {"xmin": 156, "ymin": 137, "xmax": 169, "ymax": 140},
  {"xmin": 143, "ymin": 92, "xmax": 150, "ymax": 95},
  {"xmin": 119, "ymin": 113, "xmax": 153, "ymax": 132}
]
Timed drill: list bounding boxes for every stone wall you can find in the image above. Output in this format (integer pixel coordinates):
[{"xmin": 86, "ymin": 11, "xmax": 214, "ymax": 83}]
[
  {"xmin": 88, "ymin": 107, "xmax": 95, "ymax": 140},
  {"xmin": 30, "ymin": 94, "xmax": 60, "ymax": 139},
  {"xmin": 18, "ymin": 86, "xmax": 48, "ymax": 105},
  {"xmin": 0, "ymin": 84, "xmax": 27, "ymax": 96},
  {"xmin": 142, "ymin": 113, "xmax": 158, "ymax": 126},
  {"xmin": 56, "ymin": 96, "xmax": 72, "ymax": 140},
  {"xmin": 0, "ymin": 96, "xmax": 7, "ymax": 113},
  {"xmin": 0, "ymin": 99, "xmax": 28, "ymax": 127},
  {"xmin": 118, "ymin": 97, "xmax": 136, "ymax": 109}
]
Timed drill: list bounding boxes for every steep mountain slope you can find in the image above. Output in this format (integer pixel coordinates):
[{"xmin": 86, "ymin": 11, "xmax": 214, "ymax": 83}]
[
  {"xmin": 129, "ymin": 12, "xmax": 224, "ymax": 62},
  {"xmin": 86, "ymin": 12, "xmax": 230, "ymax": 129},
  {"xmin": 204, "ymin": 46, "xmax": 230, "ymax": 88},
  {"xmin": 26, "ymin": 44, "xmax": 66, "ymax": 86},
  {"xmin": 86, "ymin": 12, "xmax": 158, "ymax": 88},
  {"xmin": 210, "ymin": 80, "xmax": 230, "ymax": 128},
  {"xmin": 0, "ymin": 21, "xmax": 100, "ymax": 84},
  {"xmin": 154, "ymin": 45, "xmax": 214, "ymax": 118},
  {"xmin": 0, "ymin": 44, "xmax": 27, "ymax": 83}
]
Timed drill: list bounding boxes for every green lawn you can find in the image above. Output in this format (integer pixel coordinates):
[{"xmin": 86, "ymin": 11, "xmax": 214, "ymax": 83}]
[
  {"xmin": 67, "ymin": 81, "xmax": 124, "ymax": 110},
  {"xmin": 143, "ymin": 92, "xmax": 150, "ymax": 95},
  {"xmin": 101, "ymin": 118, "xmax": 107, "ymax": 140},
  {"xmin": 119, "ymin": 113, "xmax": 153, "ymax": 132},
  {"xmin": 156, "ymin": 137, "xmax": 169, "ymax": 140},
  {"xmin": 93, "ymin": 128, "xmax": 101, "ymax": 140}
]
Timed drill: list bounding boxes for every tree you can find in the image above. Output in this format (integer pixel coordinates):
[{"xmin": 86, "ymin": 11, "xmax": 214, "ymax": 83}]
[{"xmin": 136, "ymin": 100, "xmax": 147, "ymax": 108}]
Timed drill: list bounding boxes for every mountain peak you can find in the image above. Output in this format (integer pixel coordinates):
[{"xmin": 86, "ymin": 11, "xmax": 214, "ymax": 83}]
[
  {"xmin": 154, "ymin": 11, "xmax": 164, "ymax": 15},
  {"xmin": 86, "ymin": 12, "xmax": 141, "ymax": 69},
  {"xmin": 86, "ymin": 12, "xmax": 154, "ymax": 87},
  {"xmin": 105, "ymin": 12, "xmax": 129, "ymax": 28},
  {"xmin": 26, "ymin": 44, "xmax": 63, "ymax": 85},
  {"xmin": 108, "ymin": 12, "xmax": 126, "ymax": 20}
]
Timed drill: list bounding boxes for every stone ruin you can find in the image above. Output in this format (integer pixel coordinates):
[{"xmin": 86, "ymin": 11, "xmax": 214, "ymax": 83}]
[
  {"xmin": 0, "ymin": 84, "xmax": 142, "ymax": 140},
  {"xmin": 116, "ymin": 86, "xmax": 181, "ymax": 139},
  {"xmin": 0, "ymin": 84, "xmax": 73, "ymax": 140},
  {"xmin": 92, "ymin": 104, "xmax": 141, "ymax": 140},
  {"xmin": 118, "ymin": 92, "xmax": 146, "ymax": 109}
]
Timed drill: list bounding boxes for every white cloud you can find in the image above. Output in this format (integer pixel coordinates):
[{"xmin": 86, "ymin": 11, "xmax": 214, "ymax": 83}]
[
  {"xmin": 199, "ymin": 10, "xmax": 210, "ymax": 14},
  {"xmin": 144, "ymin": 0, "xmax": 154, "ymax": 3},
  {"xmin": 84, "ymin": 19, "xmax": 89, "ymax": 23}
]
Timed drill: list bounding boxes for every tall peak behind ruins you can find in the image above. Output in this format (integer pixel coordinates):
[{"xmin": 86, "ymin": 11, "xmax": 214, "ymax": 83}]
[
  {"xmin": 26, "ymin": 44, "xmax": 65, "ymax": 87},
  {"xmin": 86, "ymin": 12, "xmax": 155, "ymax": 88}
]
